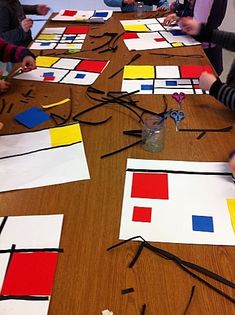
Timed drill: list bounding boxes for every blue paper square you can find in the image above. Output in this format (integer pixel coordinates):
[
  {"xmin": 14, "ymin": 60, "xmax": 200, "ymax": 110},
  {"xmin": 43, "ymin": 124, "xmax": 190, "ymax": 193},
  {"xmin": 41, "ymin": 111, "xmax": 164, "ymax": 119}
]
[
  {"xmin": 192, "ymin": 215, "xmax": 214, "ymax": 233},
  {"xmin": 75, "ymin": 73, "xmax": 86, "ymax": 79},
  {"xmin": 94, "ymin": 12, "xmax": 108, "ymax": 17},
  {"xmin": 166, "ymin": 80, "xmax": 177, "ymax": 86},
  {"xmin": 43, "ymin": 72, "xmax": 54, "ymax": 78},
  {"xmin": 40, "ymin": 42, "xmax": 51, "ymax": 46},
  {"xmin": 15, "ymin": 107, "xmax": 51, "ymax": 129},
  {"xmin": 170, "ymin": 30, "xmax": 184, "ymax": 36},
  {"xmin": 141, "ymin": 84, "xmax": 153, "ymax": 91},
  {"xmin": 65, "ymin": 36, "xmax": 76, "ymax": 40}
]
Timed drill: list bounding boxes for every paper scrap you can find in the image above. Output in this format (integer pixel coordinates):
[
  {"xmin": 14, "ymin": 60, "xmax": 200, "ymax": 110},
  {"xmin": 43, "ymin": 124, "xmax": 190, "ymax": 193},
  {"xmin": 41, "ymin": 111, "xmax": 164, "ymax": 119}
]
[
  {"xmin": 14, "ymin": 106, "xmax": 51, "ymax": 128},
  {"xmin": 41, "ymin": 98, "xmax": 71, "ymax": 109}
]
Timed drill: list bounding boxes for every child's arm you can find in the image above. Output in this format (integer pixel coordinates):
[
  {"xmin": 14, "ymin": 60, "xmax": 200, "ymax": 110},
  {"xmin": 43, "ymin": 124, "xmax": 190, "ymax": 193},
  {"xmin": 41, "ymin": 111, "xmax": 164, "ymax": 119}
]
[
  {"xmin": 154, "ymin": 0, "xmax": 169, "ymax": 9},
  {"xmin": 22, "ymin": 4, "xmax": 50, "ymax": 15},
  {"xmin": 0, "ymin": 80, "xmax": 10, "ymax": 94},
  {"xmin": 180, "ymin": 18, "xmax": 235, "ymax": 52},
  {"xmin": 0, "ymin": 70, "xmax": 10, "ymax": 94},
  {"xmin": 200, "ymin": 72, "xmax": 235, "ymax": 110},
  {"xmin": 0, "ymin": 38, "xmax": 35, "ymax": 65},
  {"xmin": 22, "ymin": 5, "xmax": 38, "ymax": 15},
  {"xmin": 104, "ymin": 0, "xmax": 135, "ymax": 7},
  {"xmin": 0, "ymin": 7, "xmax": 30, "ymax": 45},
  {"xmin": 196, "ymin": 26, "xmax": 235, "ymax": 52}
]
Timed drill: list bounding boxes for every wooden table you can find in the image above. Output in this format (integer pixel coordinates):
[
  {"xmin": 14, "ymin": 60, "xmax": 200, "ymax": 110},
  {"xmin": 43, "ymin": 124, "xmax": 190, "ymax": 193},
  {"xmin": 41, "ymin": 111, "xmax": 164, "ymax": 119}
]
[{"xmin": 0, "ymin": 12, "xmax": 235, "ymax": 315}]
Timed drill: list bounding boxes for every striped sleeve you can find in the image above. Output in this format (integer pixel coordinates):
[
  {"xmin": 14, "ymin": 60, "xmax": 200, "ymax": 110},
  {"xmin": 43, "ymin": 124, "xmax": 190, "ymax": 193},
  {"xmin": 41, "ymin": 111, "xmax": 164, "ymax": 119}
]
[
  {"xmin": 0, "ymin": 37, "xmax": 34, "ymax": 63},
  {"xmin": 210, "ymin": 29, "xmax": 235, "ymax": 52},
  {"xmin": 195, "ymin": 25, "xmax": 235, "ymax": 52},
  {"xmin": 210, "ymin": 79, "xmax": 235, "ymax": 110}
]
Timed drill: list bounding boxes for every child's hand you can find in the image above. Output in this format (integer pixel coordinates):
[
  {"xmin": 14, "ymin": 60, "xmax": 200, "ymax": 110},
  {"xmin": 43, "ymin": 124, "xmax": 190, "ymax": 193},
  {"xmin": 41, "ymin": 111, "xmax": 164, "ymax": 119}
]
[
  {"xmin": 37, "ymin": 4, "xmax": 50, "ymax": 15},
  {"xmin": 20, "ymin": 18, "xmax": 33, "ymax": 32},
  {"xmin": 21, "ymin": 56, "xmax": 36, "ymax": 72},
  {"xmin": 199, "ymin": 72, "xmax": 217, "ymax": 91},
  {"xmin": 170, "ymin": 1, "xmax": 177, "ymax": 12},
  {"xmin": 0, "ymin": 122, "xmax": 4, "ymax": 130},
  {"xmin": 179, "ymin": 17, "xmax": 201, "ymax": 35},
  {"xmin": 163, "ymin": 13, "xmax": 178, "ymax": 26},
  {"xmin": 123, "ymin": 0, "xmax": 135, "ymax": 5},
  {"xmin": 0, "ymin": 80, "xmax": 10, "ymax": 94}
]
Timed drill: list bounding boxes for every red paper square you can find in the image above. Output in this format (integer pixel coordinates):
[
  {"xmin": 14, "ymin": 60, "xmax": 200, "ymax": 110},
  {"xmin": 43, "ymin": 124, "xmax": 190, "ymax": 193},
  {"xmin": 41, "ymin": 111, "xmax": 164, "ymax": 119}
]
[
  {"xmin": 64, "ymin": 26, "xmax": 89, "ymax": 35},
  {"xmin": 180, "ymin": 65, "xmax": 213, "ymax": 78},
  {"xmin": 122, "ymin": 32, "xmax": 139, "ymax": 40},
  {"xmin": 43, "ymin": 77, "xmax": 55, "ymax": 81},
  {"xmin": 62, "ymin": 10, "xmax": 77, "ymax": 16},
  {"xmin": 1, "ymin": 252, "xmax": 58, "ymax": 296},
  {"xmin": 131, "ymin": 173, "xmax": 169, "ymax": 199},
  {"xmin": 75, "ymin": 60, "xmax": 108, "ymax": 73},
  {"xmin": 132, "ymin": 206, "xmax": 152, "ymax": 222},
  {"xmin": 154, "ymin": 38, "xmax": 166, "ymax": 42}
]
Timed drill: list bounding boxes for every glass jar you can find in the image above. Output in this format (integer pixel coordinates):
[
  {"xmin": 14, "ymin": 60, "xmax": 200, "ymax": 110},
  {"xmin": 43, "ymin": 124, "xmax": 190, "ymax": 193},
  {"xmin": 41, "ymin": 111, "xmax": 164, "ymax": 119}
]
[
  {"xmin": 142, "ymin": 115, "xmax": 165, "ymax": 152},
  {"xmin": 136, "ymin": 1, "xmax": 145, "ymax": 17}
]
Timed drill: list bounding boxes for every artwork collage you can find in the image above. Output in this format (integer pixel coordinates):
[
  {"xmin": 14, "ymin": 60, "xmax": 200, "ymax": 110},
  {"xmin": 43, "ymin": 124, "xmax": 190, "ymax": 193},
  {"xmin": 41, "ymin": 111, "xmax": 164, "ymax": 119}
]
[{"xmin": 1, "ymin": 7, "xmax": 235, "ymax": 315}]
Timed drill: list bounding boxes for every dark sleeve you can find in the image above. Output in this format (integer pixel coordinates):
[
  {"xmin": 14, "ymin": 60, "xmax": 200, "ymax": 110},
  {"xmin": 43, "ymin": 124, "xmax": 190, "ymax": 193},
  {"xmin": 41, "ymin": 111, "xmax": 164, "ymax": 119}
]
[
  {"xmin": 210, "ymin": 79, "xmax": 235, "ymax": 110},
  {"xmin": 22, "ymin": 4, "xmax": 38, "ymax": 15},
  {"xmin": 0, "ymin": 39, "xmax": 35, "ymax": 63},
  {"xmin": 194, "ymin": 24, "xmax": 235, "ymax": 52},
  {"xmin": 18, "ymin": 47, "xmax": 35, "ymax": 61},
  {"xmin": 0, "ymin": 7, "xmax": 28, "ymax": 45}
]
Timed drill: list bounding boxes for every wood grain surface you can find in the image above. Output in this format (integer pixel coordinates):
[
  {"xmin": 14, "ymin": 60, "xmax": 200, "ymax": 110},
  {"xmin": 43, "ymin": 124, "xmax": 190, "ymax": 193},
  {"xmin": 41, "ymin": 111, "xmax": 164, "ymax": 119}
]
[{"xmin": 0, "ymin": 12, "xmax": 235, "ymax": 315}]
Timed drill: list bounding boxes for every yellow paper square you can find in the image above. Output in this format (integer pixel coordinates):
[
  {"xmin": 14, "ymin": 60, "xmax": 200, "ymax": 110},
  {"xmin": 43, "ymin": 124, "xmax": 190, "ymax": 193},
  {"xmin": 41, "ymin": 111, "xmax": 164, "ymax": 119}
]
[
  {"xmin": 172, "ymin": 42, "xmax": 184, "ymax": 47},
  {"xmin": 50, "ymin": 124, "xmax": 82, "ymax": 147},
  {"xmin": 227, "ymin": 199, "xmax": 235, "ymax": 233},
  {"xmin": 75, "ymin": 17, "xmax": 87, "ymax": 21},
  {"xmin": 66, "ymin": 44, "xmax": 77, "ymax": 48},
  {"xmin": 38, "ymin": 34, "xmax": 57, "ymax": 40},
  {"xmin": 123, "ymin": 65, "xmax": 155, "ymax": 79},
  {"xmin": 123, "ymin": 24, "xmax": 149, "ymax": 32},
  {"xmin": 36, "ymin": 56, "xmax": 59, "ymax": 68}
]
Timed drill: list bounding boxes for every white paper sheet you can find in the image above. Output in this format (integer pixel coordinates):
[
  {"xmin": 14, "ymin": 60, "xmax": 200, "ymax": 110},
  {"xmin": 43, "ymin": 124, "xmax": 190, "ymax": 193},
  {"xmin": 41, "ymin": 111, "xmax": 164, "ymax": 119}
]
[
  {"xmin": 14, "ymin": 57, "xmax": 109, "ymax": 86},
  {"xmin": 0, "ymin": 214, "xmax": 63, "ymax": 249},
  {"xmin": 52, "ymin": 9, "xmax": 113, "ymax": 21},
  {"xmin": 120, "ymin": 18, "xmax": 200, "ymax": 51},
  {"xmin": 0, "ymin": 300, "xmax": 50, "ymax": 315},
  {"xmin": 0, "ymin": 214, "xmax": 63, "ymax": 315},
  {"xmin": 0, "ymin": 124, "xmax": 90, "ymax": 192},
  {"xmin": 14, "ymin": 67, "xmax": 68, "ymax": 83},
  {"xmin": 120, "ymin": 159, "xmax": 235, "ymax": 245},
  {"xmin": 121, "ymin": 65, "xmax": 209, "ymax": 95},
  {"xmin": 121, "ymin": 79, "xmax": 154, "ymax": 95},
  {"xmin": 30, "ymin": 27, "xmax": 88, "ymax": 50},
  {"xmin": 61, "ymin": 71, "xmax": 99, "ymax": 85}
]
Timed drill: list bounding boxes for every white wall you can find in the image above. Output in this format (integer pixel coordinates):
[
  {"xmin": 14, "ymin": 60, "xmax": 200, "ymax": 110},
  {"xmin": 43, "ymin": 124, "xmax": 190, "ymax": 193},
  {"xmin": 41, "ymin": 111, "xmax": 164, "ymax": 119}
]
[
  {"xmin": 21, "ymin": 0, "xmax": 108, "ymax": 11},
  {"xmin": 221, "ymin": 0, "xmax": 235, "ymax": 32}
]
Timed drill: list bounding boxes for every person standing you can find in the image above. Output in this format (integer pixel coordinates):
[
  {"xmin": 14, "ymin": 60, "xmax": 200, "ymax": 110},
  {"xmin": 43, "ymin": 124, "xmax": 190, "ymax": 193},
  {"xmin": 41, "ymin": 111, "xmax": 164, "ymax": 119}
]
[{"xmin": 164, "ymin": 0, "xmax": 228, "ymax": 75}]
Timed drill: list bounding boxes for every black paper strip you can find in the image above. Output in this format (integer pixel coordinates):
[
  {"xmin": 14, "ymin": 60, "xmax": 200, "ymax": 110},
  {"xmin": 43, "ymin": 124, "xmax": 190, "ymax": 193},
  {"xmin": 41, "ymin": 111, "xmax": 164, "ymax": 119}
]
[{"xmin": 121, "ymin": 287, "xmax": 134, "ymax": 295}]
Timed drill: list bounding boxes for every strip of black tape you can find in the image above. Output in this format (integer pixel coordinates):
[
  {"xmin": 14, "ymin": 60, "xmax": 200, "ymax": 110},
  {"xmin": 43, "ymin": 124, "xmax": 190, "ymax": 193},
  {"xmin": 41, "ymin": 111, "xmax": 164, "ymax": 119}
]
[
  {"xmin": 121, "ymin": 288, "xmax": 134, "ymax": 295},
  {"xmin": 0, "ymin": 216, "xmax": 8, "ymax": 235},
  {"xmin": 0, "ymin": 248, "xmax": 64, "ymax": 254},
  {"xmin": 126, "ymin": 168, "xmax": 230, "ymax": 176},
  {"xmin": 0, "ymin": 295, "xmax": 49, "ymax": 301}
]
